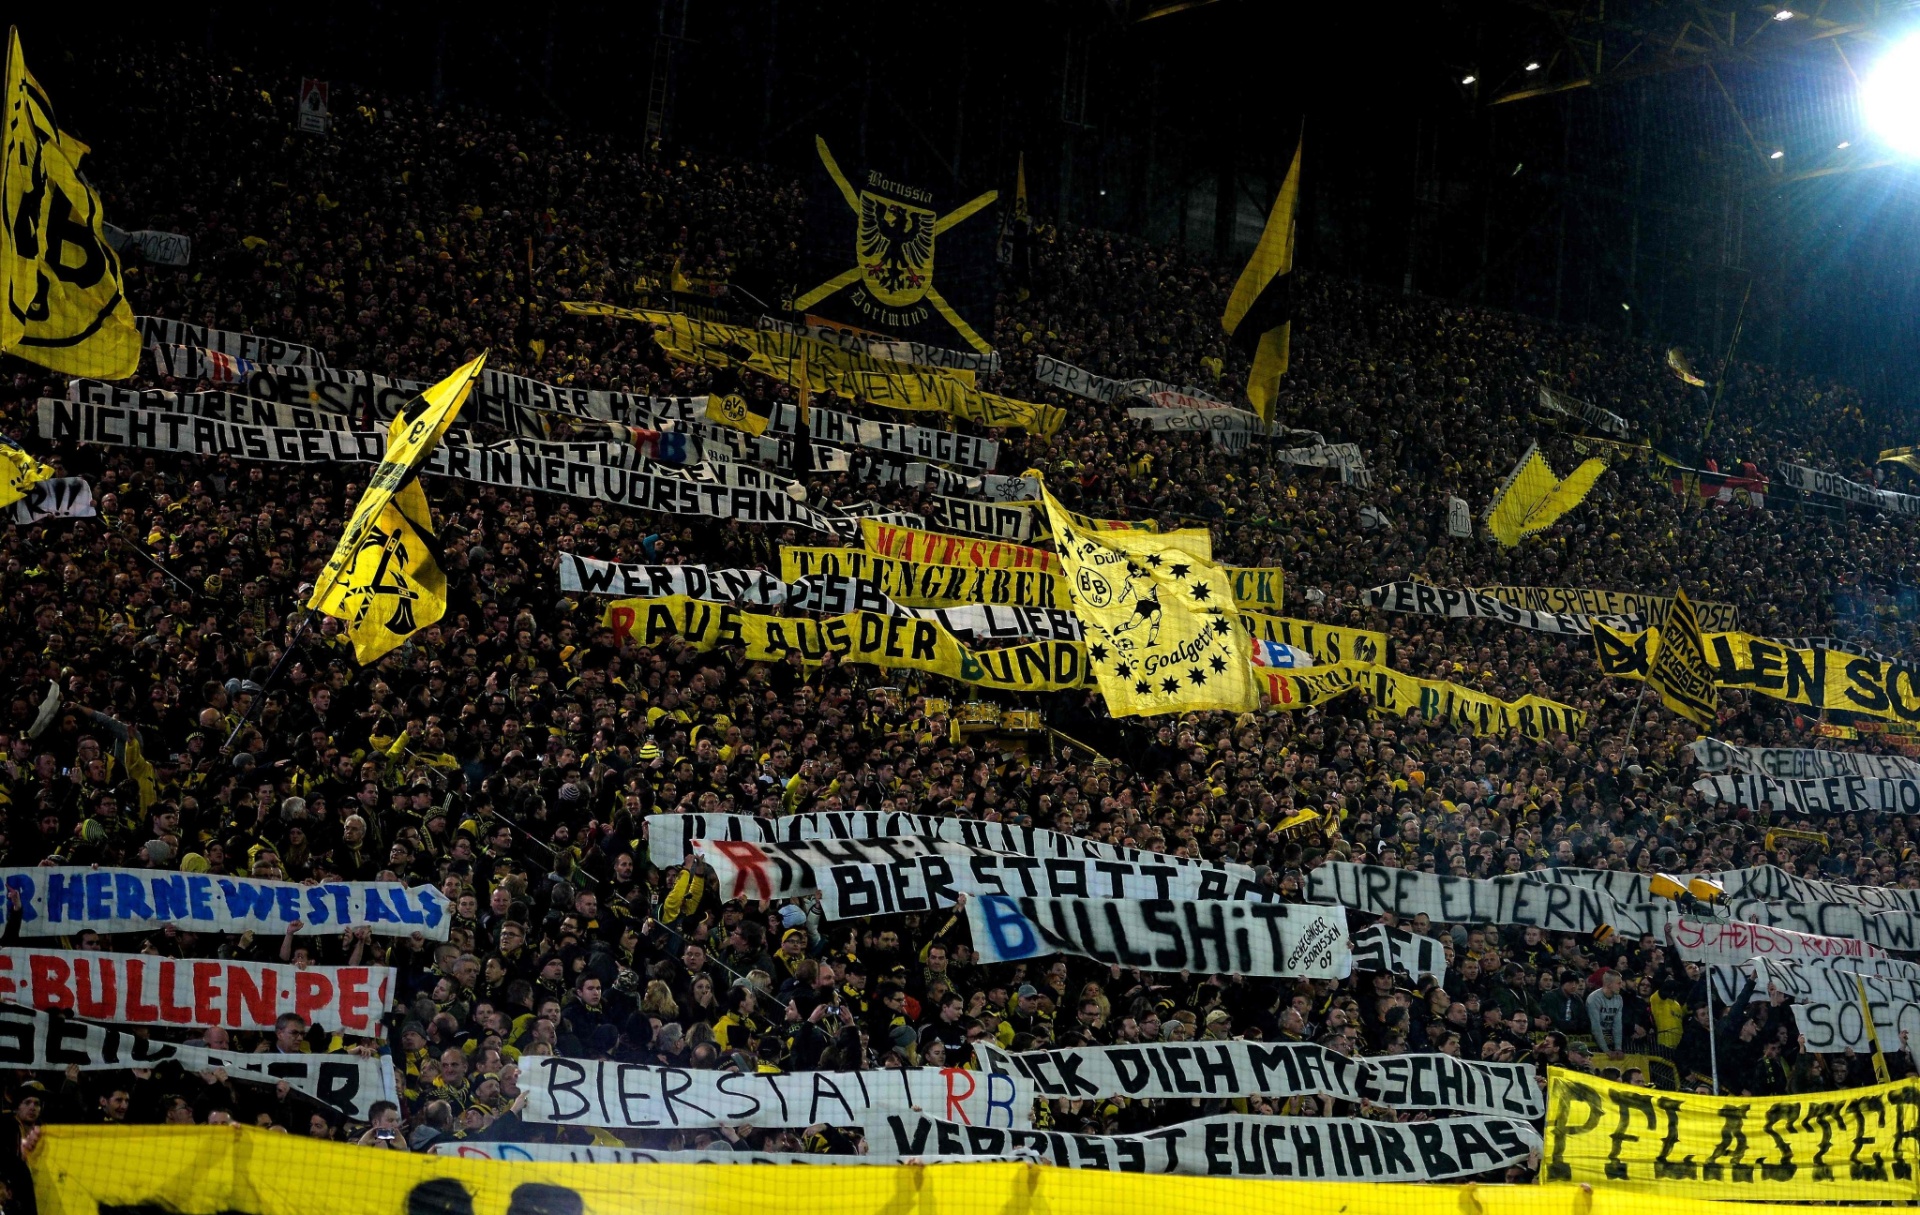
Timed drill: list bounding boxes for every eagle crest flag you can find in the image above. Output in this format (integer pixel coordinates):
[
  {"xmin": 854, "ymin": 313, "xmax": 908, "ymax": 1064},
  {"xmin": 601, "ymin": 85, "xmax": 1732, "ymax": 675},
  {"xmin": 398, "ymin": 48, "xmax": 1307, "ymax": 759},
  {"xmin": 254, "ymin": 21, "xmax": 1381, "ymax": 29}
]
[
  {"xmin": 2, "ymin": 28, "xmax": 138, "ymax": 379},
  {"xmin": 797, "ymin": 136, "xmax": 997, "ymax": 354},
  {"xmin": 309, "ymin": 353, "xmax": 484, "ymax": 663},
  {"xmin": 1038, "ymin": 477, "xmax": 1257, "ymax": 717}
]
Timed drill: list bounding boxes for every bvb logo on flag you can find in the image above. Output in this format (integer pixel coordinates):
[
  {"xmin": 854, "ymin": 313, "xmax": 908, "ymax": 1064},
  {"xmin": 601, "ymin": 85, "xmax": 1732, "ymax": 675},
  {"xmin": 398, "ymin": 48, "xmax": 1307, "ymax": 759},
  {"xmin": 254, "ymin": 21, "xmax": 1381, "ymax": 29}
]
[
  {"xmin": 347, "ymin": 514, "xmax": 428, "ymax": 641},
  {"xmin": 715, "ymin": 393, "xmax": 750, "ymax": 426}
]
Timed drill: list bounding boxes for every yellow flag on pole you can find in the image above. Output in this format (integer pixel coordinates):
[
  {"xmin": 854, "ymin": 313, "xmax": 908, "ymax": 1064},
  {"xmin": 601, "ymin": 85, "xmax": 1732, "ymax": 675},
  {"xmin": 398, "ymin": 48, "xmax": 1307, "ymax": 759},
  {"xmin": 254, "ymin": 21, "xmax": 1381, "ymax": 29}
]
[
  {"xmin": 308, "ymin": 354, "xmax": 484, "ymax": 663},
  {"xmin": 1037, "ymin": 477, "xmax": 1257, "ymax": 717},
  {"xmin": 1, "ymin": 28, "xmax": 139, "ymax": 379},
  {"xmin": 1484, "ymin": 442, "xmax": 1609, "ymax": 548},
  {"xmin": 0, "ymin": 436, "xmax": 51, "ymax": 508},
  {"xmin": 1221, "ymin": 139, "xmax": 1300, "ymax": 423}
]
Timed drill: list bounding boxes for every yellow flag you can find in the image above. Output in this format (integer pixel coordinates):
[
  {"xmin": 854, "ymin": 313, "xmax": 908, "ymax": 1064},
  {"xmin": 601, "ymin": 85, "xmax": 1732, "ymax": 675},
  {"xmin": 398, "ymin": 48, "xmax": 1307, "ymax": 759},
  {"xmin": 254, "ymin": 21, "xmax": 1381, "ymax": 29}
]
[
  {"xmin": 704, "ymin": 389, "xmax": 772, "ymax": 436},
  {"xmin": 1666, "ymin": 346, "xmax": 1707, "ymax": 387},
  {"xmin": 0, "ymin": 437, "xmax": 51, "ymax": 508},
  {"xmin": 1881, "ymin": 446, "xmax": 1920, "ymax": 478},
  {"xmin": 1485, "ymin": 442, "xmax": 1608, "ymax": 548},
  {"xmin": 1, "ymin": 29, "xmax": 138, "ymax": 379},
  {"xmin": 1222, "ymin": 139, "xmax": 1300, "ymax": 423},
  {"xmin": 1643, "ymin": 586, "xmax": 1718, "ymax": 729},
  {"xmin": 1038, "ymin": 476, "xmax": 1257, "ymax": 717},
  {"xmin": 307, "ymin": 354, "xmax": 484, "ymax": 663}
]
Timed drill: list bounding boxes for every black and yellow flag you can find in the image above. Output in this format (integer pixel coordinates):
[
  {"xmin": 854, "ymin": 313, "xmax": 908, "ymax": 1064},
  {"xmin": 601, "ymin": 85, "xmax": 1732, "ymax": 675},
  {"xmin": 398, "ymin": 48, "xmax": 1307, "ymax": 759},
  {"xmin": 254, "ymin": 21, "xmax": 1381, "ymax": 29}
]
[
  {"xmin": 1222, "ymin": 139, "xmax": 1300, "ymax": 423},
  {"xmin": 795, "ymin": 135, "xmax": 998, "ymax": 354},
  {"xmin": 1881, "ymin": 446, "xmax": 1920, "ymax": 478},
  {"xmin": 2, "ymin": 28, "xmax": 138, "ymax": 379},
  {"xmin": 1644, "ymin": 587, "xmax": 1718, "ymax": 729},
  {"xmin": 0, "ymin": 435, "xmax": 50, "ymax": 509},
  {"xmin": 308, "ymin": 353, "xmax": 485, "ymax": 663},
  {"xmin": 704, "ymin": 363, "xmax": 773, "ymax": 436},
  {"xmin": 1038, "ymin": 476, "xmax": 1257, "ymax": 717}
]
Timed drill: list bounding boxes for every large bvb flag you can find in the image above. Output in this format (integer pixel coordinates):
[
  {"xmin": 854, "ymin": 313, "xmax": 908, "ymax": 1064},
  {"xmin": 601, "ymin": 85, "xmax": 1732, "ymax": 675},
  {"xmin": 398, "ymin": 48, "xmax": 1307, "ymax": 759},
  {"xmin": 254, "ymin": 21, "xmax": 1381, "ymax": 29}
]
[
  {"xmin": 1222, "ymin": 139, "xmax": 1301, "ymax": 423},
  {"xmin": 1645, "ymin": 586, "xmax": 1718, "ymax": 729},
  {"xmin": 795, "ymin": 135, "xmax": 998, "ymax": 354},
  {"xmin": 1, "ymin": 28, "xmax": 138, "ymax": 379},
  {"xmin": 309, "ymin": 354, "xmax": 485, "ymax": 663}
]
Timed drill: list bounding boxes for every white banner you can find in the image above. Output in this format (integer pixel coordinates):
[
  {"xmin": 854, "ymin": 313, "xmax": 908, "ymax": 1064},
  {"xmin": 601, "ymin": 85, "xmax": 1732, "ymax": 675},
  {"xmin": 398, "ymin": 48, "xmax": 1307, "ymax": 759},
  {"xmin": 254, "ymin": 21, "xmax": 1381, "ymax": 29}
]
[
  {"xmin": 965, "ymin": 894, "xmax": 1349, "ymax": 978},
  {"xmin": 1032, "ymin": 356, "xmax": 1219, "ymax": 406},
  {"xmin": 0, "ymin": 949, "xmax": 393, "ymax": 1035},
  {"xmin": 1780, "ymin": 463, "xmax": 1920, "ymax": 516},
  {"xmin": 1305, "ymin": 863, "xmax": 1627, "ymax": 934},
  {"xmin": 0, "ymin": 1005, "xmax": 391, "ymax": 1119},
  {"xmin": 11, "ymin": 477, "xmax": 93, "ymax": 524},
  {"xmin": 1364, "ymin": 582, "xmax": 1640, "ymax": 635},
  {"xmin": 428, "ymin": 1142, "xmax": 877, "ymax": 1164},
  {"xmin": 136, "ymin": 316, "xmax": 325, "ymax": 366},
  {"xmin": 864, "ymin": 1111, "xmax": 1540, "ymax": 1178},
  {"xmin": 519, "ymin": 1056, "xmax": 1031, "ymax": 1128},
  {"xmin": 1126, "ymin": 406, "xmax": 1267, "ymax": 434},
  {"xmin": 814, "ymin": 851, "xmax": 1271, "ymax": 920},
  {"xmin": 1691, "ymin": 738, "xmax": 1920, "ymax": 781},
  {"xmin": 977, "ymin": 1041, "xmax": 1539, "ymax": 1117},
  {"xmin": 1349, "ymin": 923, "xmax": 1446, "ymax": 981},
  {"xmin": 1666, "ymin": 917, "xmax": 1885, "ymax": 967},
  {"xmin": 1756, "ymin": 957, "xmax": 1920, "ymax": 1052},
  {"xmin": 1536, "ymin": 384, "xmax": 1630, "ymax": 437},
  {"xmin": 646, "ymin": 811, "xmax": 1255, "ymax": 879},
  {"xmin": 758, "ymin": 316, "xmax": 1000, "ymax": 375},
  {"xmin": 0, "ymin": 868, "xmax": 448, "ymax": 940},
  {"xmin": 782, "ymin": 403, "xmax": 997, "ymax": 472},
  {"xmin": 104, "ymin": 225, "xmax": 191, "ymax": 267},
  {"xmin": 1694, "ymin": 772, "xmax": 1920, "ymax": 815}
]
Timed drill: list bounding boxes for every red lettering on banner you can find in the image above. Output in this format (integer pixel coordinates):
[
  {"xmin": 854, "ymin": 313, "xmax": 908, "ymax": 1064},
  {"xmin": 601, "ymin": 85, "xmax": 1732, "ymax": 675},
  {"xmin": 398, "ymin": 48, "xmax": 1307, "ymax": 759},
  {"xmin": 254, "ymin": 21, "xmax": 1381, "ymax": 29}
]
[
  {"xmin": 227, "ymin": 964, "xmax": 276, "ymax": 1029},
  {"xmin": 608, "ymin": 606, "xmax": 635, "ymax": 646},
  {"xmin": 706, "ymin": 840, "xmax": 772, "ymax": 901},
  {"xmin": 124, "ymin": 959, "xmax": 161, "ymax": 1022},
  {"xmin": 158, "ymin": 964, "xmax": 195, "ymax": 1024},
  {"xmin": 0, "ymin": 952, "xmax": 17, "ymax": 1000},
  {"xmin": 294, "ymin": 971, "xmax": 335, "ymax": 1026},
  {"xmin": 73, "ymin": 957, "xmax": 116, "ymax": 1020},
  {"xmin": 193, "ymin": 960, "xmax": 222, "ymax": 1025},
  {"xmin": 943, "ymin": 1066, "xmax": 977, "ymax": 1123},
  {"xmin": 31, "ymin": 955, "xmax": 72, "ymax": 1010},
  {"xmin": 338, "ymin": 969, "xmax": 371, "ymax": 1031}
]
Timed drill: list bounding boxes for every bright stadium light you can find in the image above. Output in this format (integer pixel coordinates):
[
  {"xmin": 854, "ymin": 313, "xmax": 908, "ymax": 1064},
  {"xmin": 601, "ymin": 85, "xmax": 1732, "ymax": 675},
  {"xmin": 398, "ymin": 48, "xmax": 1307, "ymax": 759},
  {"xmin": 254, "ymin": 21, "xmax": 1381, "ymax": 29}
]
[
  {"xmin": 1773, "ymin": 9, "xmax": 1794, "ymax": 20},
  {"xmin": 1864, "ymin": 32, "xmax": 1920, "ymax": 158},
  {"xmin": 1525, "ymin": 61, "xmax": 1540, "ymax": 71},
  {"xmin": 1461, "ymin": 74, "xmax": 1476, "ymax": 85},
  {"xmin": 1770, "ymin": 149, "xmax": 1785, "ymax": 159}
]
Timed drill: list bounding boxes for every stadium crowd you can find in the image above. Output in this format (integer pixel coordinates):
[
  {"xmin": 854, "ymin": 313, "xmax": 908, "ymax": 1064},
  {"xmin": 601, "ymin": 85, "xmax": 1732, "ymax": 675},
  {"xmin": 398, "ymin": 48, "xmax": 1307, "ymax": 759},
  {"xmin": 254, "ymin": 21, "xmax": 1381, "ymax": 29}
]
[{"xmin": 1, "ymin": 41, "xmax": 1918, "ymax": 1187}]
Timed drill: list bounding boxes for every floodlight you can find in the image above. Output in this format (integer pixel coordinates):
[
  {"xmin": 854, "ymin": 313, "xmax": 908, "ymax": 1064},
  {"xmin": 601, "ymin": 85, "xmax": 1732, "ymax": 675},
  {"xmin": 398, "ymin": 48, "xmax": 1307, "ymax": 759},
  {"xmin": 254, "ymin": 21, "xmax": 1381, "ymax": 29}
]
[
  {"xmin": 1864, "ymin": 32, "xmax": 1920, "ymax": 158},
  {"xmin": 1461, "ymin": 74, "xmax": 1477, "ymax": 85},
  {"xmin": 1773, "ymin": 9, "xmax": 1794, "ymax": 20},
  {"xmin": 1525, "ymin": 61, "xmax": 1540, "ymax": 71},
  {"xmin": 1770, "ymin": 149, "xmax": 1784, "ymax": 159},
  {"xmin": 1687, "ymin": 877, "xmax": 1725, "ymax": 902}
]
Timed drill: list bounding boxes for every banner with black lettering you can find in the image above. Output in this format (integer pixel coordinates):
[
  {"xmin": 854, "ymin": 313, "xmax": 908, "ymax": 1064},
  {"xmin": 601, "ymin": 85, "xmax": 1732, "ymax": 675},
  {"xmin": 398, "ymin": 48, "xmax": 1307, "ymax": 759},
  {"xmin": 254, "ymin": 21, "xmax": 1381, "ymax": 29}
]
[
  {"xmin": 1126, "ymin": 406, "xmax": 1266, "ymax": 435},
  {"xmin": 644, "ymin": 811, "xmax": 1256, "ymax": 879},
  {"xmin": 865, "ymin": 1111, "xmax": 1539, "ymax": 1179},
  {"xmin": 1305, "ymin": 863, "xmax": 1630, "ymax": 934},
  {"xmin": 1780, "ymin": 462, "xmax": 1920, "ymax": 516},
  {"xmin": 0, "ymin": 867, "xmax": 448, "ymax": 940},
  {"xmin": 976, "ymin": 1041, "xmax": 1539, "ymax": 1117},
  {"xmin": 779, "ymin": 546, "xmax": 1066, "ymax": 607},
  {"xmin": 1535, "ymin": 384, "xmax": 1631, "ymax": 437},
  {"xmin": 1754, "ymin": 957, "xmax": 1920, "ymax": 1052},
  {"xmin": 922, "ymin": 496, "xmax": 1043, "ymax": 543},
  {"xmin": 0, "ymin": 1005, "xmax": 392, "ymax": 1119},
  {"xmin": 136, "ymin": 316, "xmax": 325, "ymax": 367},
  {"xmin": 965, "ymin": 893, "xmax": 1349, "ymax": 978},
  {"xmin": 781, "ymin": 402, "xmax": 997, "ymax": 472},
  {"xmin": 1692, "ymin": 737, "xmax": 1920, "ymax": 781},
  {"xmin": 1544, "ymin": 1067, "xmax": 1920, "ymax": 1199},
  {"xmin": 1032, "ymin": 356, "xmax": 1222, "ymax": 406},
  {"xmin": 1447, "ymin": 496, "xmax": 1472, "ymax": 538},
  {"xmin": 12, "ymin": 477, "xmax": 92, "ymax": 524},
  {"xmin": 1365, "ymin": 582, "xmax": 1641, "ymax": 635},
  {"xmin": 0, "ymin": 949, "xmax": 392, "ymax": 1035},
  {"xmin": 1474, "ymin": 585, "xmax": 1739, "ymax": 632},
  {"xmin": 1695, "ymin": 771, "xmax": 1920, "ymax": 815},
  {"xmin": 426, "ymin": 1142, "xmax": 880, "ymax": 1164},
  {"xmin": 813, "ymin": 851, "xmax": 1270, "ymax": 919},
  {"xmin": 39, "ymin": 399, "xmax": 864, "ymax": 540},
  {"xmin": 1349, "ymin": 923, "xmax": 1445, "ymax": 981},
  {"xmin": 519, "ymin": 1056, "xmax": 1031, "ymax": 1129},
  {"xmin": 758, "ymin": 316, "xmax": 999, "ymax": 375}
]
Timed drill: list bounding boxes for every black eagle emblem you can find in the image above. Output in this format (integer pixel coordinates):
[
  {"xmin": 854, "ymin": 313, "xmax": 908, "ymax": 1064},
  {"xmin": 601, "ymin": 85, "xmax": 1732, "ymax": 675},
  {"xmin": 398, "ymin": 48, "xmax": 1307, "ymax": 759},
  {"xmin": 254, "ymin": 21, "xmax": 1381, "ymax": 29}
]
[{"xmin": 858, "ymin": 196, "xmax": 933, "ymax": 298}]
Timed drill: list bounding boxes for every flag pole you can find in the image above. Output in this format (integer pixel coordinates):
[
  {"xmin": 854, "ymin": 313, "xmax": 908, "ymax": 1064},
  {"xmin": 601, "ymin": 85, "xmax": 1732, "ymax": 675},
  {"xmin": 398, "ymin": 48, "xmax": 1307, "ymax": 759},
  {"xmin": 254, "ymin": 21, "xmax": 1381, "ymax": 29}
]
[{"xmin": 222, "ymin": 608, "xmax": 316, "ymax": 750}]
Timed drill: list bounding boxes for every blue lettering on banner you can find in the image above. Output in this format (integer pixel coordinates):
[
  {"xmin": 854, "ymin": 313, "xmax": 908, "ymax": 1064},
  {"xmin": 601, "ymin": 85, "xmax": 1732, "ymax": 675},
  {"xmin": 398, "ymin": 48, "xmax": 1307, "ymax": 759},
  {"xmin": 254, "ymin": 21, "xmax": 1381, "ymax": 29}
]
[
  {"xmin": 978, "ymin": 895, "xmax": 1041, "ymax": 960},
  {"xmin": 0, "ymin": 868, "xmax": 449, "ymax": 940}
]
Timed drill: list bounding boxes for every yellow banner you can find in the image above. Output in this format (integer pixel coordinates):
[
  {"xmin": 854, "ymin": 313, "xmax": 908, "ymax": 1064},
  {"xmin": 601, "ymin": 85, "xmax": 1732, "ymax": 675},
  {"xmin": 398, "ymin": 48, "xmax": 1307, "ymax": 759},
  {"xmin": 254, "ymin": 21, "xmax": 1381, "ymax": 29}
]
[
  {"xmin": 563, "ymin": 304, "xmax": 1062, "ymax": 436},
  {"xmin": 602, "ymin": 594, "xmax": 1091, "ymax": 693},
  {"xmin": 1226, "ymin": 567, "xmax": 1285, "ymax": 610},
  {"xmin": 1, "ymin": 30, "xmax": 139, "ymax": 379},
  {"xmin": 30, "ymin": 1123, "xmax": 1769, "ymax": 1215},
  {"xmin": 1645, "ymin": 587, "xmax": 1718, "ymax": 728},
  {"xmin": 1040, "ymin": 480, "xmax": 1257, "ymax": 717},
  {"xmin": 0, "ymin": 438, "xmax": 53, "ymax": 509},
  {"xmin": 1259, "ymin": 663, "xmax": 1584, "ymax": 740},
  {"xmin": 1476, "ymin": 585, "xmax": 1740, "ymax": 632},
  {"xmin": 860, "ymin": 519, "xmax": 1062, "ymax": 575},
  {"xmin": 1544, "ymin": 1067, "xmax": 1920, "ymax": 1201},
  {"xmin": 1238, "ymin": 612, "xmax": 1385, "ymax": 665},
  {"xmin": 1594, "ymin": 624, "xmax": 1920, "ymax": 726},
  {"xmin": 780, "ymin": 546, "xmax": 1065, "ymax": 607}
]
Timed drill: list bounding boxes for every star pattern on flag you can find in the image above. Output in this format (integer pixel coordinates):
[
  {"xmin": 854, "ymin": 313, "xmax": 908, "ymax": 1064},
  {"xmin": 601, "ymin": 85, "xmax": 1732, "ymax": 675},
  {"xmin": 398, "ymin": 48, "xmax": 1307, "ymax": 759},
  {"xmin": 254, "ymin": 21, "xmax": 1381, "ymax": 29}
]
[{"xmin": 1088, "ymin": 643, "xmax": 1108, "ymax": 662}]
